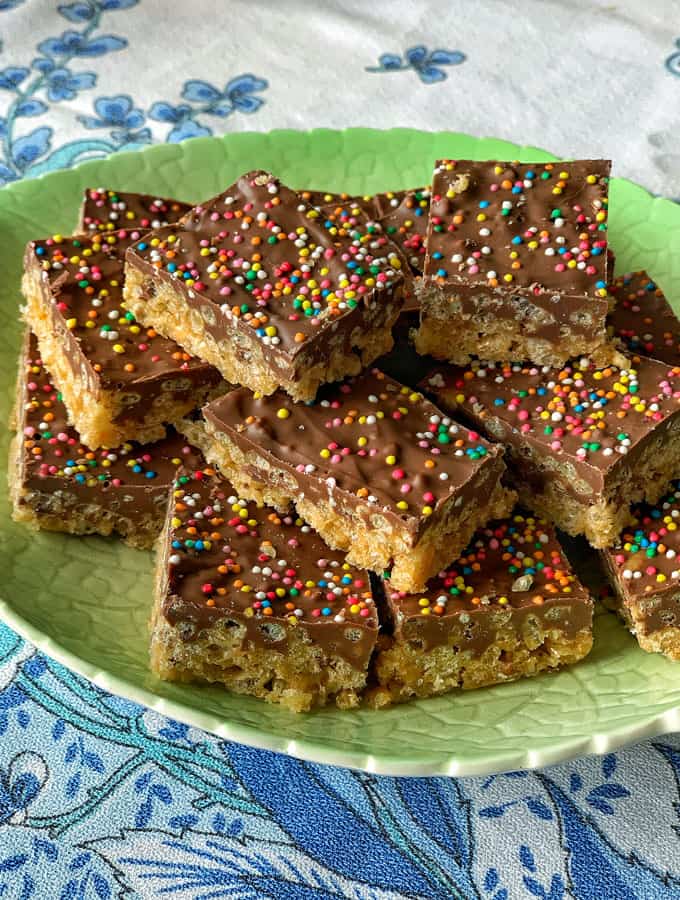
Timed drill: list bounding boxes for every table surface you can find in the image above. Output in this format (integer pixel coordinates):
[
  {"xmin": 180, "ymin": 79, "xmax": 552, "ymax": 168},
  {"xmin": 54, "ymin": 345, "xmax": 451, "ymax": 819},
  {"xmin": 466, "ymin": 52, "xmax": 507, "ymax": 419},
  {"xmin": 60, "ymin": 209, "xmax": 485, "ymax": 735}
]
[{"xmin": 2, "ymin": 1, "xmax": 680, "ymax": 897}]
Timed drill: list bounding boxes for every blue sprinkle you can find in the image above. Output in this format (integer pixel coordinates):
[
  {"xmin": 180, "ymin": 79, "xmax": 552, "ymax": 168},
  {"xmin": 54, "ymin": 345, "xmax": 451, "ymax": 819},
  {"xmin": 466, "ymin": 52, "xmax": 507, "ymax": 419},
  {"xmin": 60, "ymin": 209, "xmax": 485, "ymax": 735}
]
[
  {"xmin": 511, "ymin": 236, "xmax": 522, "ymax": 245},
  {"xmin": 145, "ymin": 471, "xmax": 156, "ymax": 479},
  {"xmin": 194, "ymin": 540, "xmax": 204, "ymax": 551},
  {"xmin": 132, "ymin": 464, "xmax": 142, "ymax": 473},
  {"xmin": 596, "ymin": 280, "xmax": 606, "ymax": 289},
  {"xmin": 137, "ymin": 242, "xmax": 147, "ymax": 251},
  {"xmin": 172, "ymin": 540, "xmax": 182, "ymax": 549},
  {"xmin": 494, "ymin": 398, "xmax": 504, "ymax": 406},
  {"xmin": 436, "ymin": 268, "xmax": 447, "ymax": 278},
  {"xmin": 479, "ymin": 200, "xmax": 490, "ymax": 208},
  {"xmin": 322, "ymin": 607, "xmax": 331, "ymax": 616},
  {"xmin": 432, "ymin": 251, "xmax": 443, "ymax": 259}
]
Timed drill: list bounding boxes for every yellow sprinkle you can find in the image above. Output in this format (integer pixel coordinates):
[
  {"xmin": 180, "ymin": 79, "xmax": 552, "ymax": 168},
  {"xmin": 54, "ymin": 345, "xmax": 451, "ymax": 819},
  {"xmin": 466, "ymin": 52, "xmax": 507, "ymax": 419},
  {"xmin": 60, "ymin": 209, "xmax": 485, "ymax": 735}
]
[
  {"xmin": 112, "ymin": 343, "xmax": 125, "ymax": 354},
  {"xmin": 276, "ymin": 408, "xmax": 290, "ymax": 419}
]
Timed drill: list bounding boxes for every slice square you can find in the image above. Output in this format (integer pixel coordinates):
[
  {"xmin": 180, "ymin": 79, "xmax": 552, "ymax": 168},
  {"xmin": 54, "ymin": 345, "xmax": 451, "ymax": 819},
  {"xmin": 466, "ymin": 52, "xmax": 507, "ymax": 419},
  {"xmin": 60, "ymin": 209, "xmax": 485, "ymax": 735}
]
[
  {"xmin": 9, "ymin": 329, "xmax": 199, "ymax": 549},
  {"xmin": 608, "ymin": 270, "xmax": 680, "ymax": 367},
  {"xmin": 180, "ymin": 368, "xmax": 516, "ymax": 593},
  {"xmin": 77, "ymin": 187, "xmax": 192, "ymax": 241},
  {"xmin": 370, "ymin": 512, "xmax": 593, "ymax": 705},
  {"xmin": 601, "ymin": 481, "xmax": 680, "ymax": 660},
  {"xmin": 23, "ymin": 227, "xmax": 224, "ymax": 449},
  {"xmin": 415, "ymin": 159, "xmax": 616, "ymax": 366},
  {"xmin": 123, "ymin": 170, "xmax": 406, "ymax": 402},
  {"xmin": 422, "ymin": 356, "xmax": 680, "ymax": 547},
  {"xmin": 151, "ymin": 466, "xmax": 378, "ymax": 712}
]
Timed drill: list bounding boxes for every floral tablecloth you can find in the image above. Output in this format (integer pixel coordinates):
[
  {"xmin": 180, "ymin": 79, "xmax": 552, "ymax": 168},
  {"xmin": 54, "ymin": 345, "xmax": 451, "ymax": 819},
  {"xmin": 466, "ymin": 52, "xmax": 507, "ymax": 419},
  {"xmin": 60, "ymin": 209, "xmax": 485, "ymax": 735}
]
[{"xmin": 2, "ymin": 1, "xmax": 680, "ymax": 897}]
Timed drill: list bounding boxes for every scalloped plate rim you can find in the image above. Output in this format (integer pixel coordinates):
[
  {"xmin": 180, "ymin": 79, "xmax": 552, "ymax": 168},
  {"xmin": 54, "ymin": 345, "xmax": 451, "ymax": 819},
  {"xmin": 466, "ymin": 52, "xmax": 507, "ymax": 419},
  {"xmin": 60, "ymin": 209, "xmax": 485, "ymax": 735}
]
[{"xmin": 1, "ymin": 127, "xmax": 679, "ymax": 778}]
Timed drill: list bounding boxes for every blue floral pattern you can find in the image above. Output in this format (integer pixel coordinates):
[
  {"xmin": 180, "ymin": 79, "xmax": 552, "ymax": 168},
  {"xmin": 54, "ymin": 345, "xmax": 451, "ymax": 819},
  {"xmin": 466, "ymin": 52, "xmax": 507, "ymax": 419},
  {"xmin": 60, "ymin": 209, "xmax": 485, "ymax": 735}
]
[
  {"xmin": 0, "ymin": 0, "xmax": 269, "ymax": 184},
  {"xmin": 366, "ymin": 45, "xmax": 466, "ymax": 83},
  {"xmin": 1, "ymin": 623, "xmax": 680, "ymax": 897}
]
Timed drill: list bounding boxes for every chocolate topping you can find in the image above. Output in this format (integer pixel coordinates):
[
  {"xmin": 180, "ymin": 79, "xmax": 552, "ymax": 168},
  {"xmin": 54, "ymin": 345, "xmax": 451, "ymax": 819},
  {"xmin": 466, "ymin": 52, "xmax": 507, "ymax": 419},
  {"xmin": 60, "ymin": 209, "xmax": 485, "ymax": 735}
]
[
  {"xmin": 126, "ymin": 170, "xmax": 406, "ymax": 366},
  {"xmin": 161, "ymin": 467, "xmax": 378, "ymax": 668},
  {"xmin": 603, "ymin": 481, "xmax": 680, "ymax": 611},
  {"xmin": 78, "ymin": 188, "xmax": 192, "ymax": 249},
  {"xmin": 424, "ymin": 159, "xmax": 610, "ymax": 299},
  {"xmin": 372, "ymin": 187, "xmax": 430, "ymax": 276},
  {"xmin": 297, "ymin": 190, "xmax": 380, "ymax": 219},
  {"xmin": 310, "ymin": 193, "xmax": 418, "ymax": 310},
  {"xmin": 383, "ymin": 513, "xmax": 592, "ymax": 652},
  {"xmin": 421, "ymin": 357, "xmax": 680, "ymax": 497},
  {"xmin": 202, "ymin": 367, "xmax": 505, "ymax": 538},
  {"xmin": 25, "ymin": 229, "xmax": 220, "ymax": 403},
  {"xmin": 608, "ymin": 270, "xmax": 680, "ymax": 367},
  {"xmin": 15, "ymin": 330, "xmax": 200, "ymax": 517}
]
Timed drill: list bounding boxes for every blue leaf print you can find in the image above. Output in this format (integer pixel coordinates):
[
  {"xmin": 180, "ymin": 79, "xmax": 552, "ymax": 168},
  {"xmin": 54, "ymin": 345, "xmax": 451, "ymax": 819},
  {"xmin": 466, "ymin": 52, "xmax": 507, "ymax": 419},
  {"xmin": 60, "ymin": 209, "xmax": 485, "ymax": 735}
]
[
  {"xmin": 0, "ymin": 0, "xmax": 27, "ymax": 9},
  {"xmin": 168, "ymin": 813, "xmax": 198, "ymax": 830},
  {"xmin": 207, "ymin": 99, "xmax": 235, "ymax": 116},
  {"xmin": 33, "ymin": 838, "xmax": 58, "ymax": 862},
  {"xmin": 148, "ymin": 101, "xmax": 185, "ymax": 124},
  {"xmin": 57, "ymin": 1, "xmax": 95, "ymax": 21},
  {"xmin": 569, "ymin": 772, "xmax": 583, "ymax": 793},
  {"xmin": 15, "ymin": 99, "xmax": 48, "ymax": 117},
  {"xmin": 167, "ymin": 119, "xmax": 211, "ymax": 143},
  {"xmin": 585, "ymin": 783, "xmax": 630, "ymax": 815},
  {"xmin": 182, "ymin": 79, "xmax": 221, "ymax": 103},
  {"xmin": 52, "ymin": 719, "xmax": 65, "ymax": 741},
  {"xmin": 478, "ymin": 804, "xmax": 509, "ymax": 818},
  {"xmin": 39, "ymin": 31, "xmax": 127, "ymax": 58},
  {"xmin": 91, "ymin": 873, "xmax": 110, "ymax": 899},
  {"xmin": 134, "ymin": 772, "xmax": 152, "ymax": 793},
  {"xmin": 485, "ymin": 868, "xmax": 499, "ymax": 890},
  {"xmin": 101, "ymin": 0, "xmax": 138, "ymax": 8},
  {"xmin": 79, "ymin": 35, "xmax": 127, "ymax": 56},
  {"xmin": 520, "ymin": 845, "xmax": 536, "ymax": 872},
  {"xmin": 526, "ymin": 797, "xmax": 553, "ymax": 820},
  {"xmin": 230, "ymin": 94, "xmax": 263, "ymax": 114},
  {"xmin": 228, "ymin": 744, "xmax": 440, "ymax": 897},
  {"xmin": 224, "ymin": 72, "xmax": 268, "ymax": 112},
  {"xmin": 377, "ymin": 53, "xmax": 403, "ymax": 70},
  {"xmin": 430, "ymin": 49, "xmax": 466, "ymax": 65},
  {"xmin": 135, "ymin": 797, "xmax": 153, "ymax": 828},
  {"xmin": 367, "ymin": 45, "xmax": 466, "ymax": 83},
  {"xmin": 405, "ymin": 45, "xmax": 428, "ymax": 65},
  {"xmin": 151, "ymin": 783, "xmax": 172, "ymax": 804},
  {"xmin": 538, "ymin": 774, "xmax": 680, "ymax": 898},
  {"xmin": 419, "ymin": 65, "xmax": 447, "ymax": 84},
  {"xmin": 11, "ymin": 126, "xmax": 52, "ymax": 169},
  {"xmin": 0, "ymin": 66, "xmax": 29, "ymax": 89},
  {"xmin": 65, "ymin": 773, "xmax": 80, "ymax": 799},
  {"xmin": 83, "ymin": 751, "xmax": 104, "ymax": 774},
  {"xmin": 0, "ymin": 854, "xmax": 27, "ymax": 872}
]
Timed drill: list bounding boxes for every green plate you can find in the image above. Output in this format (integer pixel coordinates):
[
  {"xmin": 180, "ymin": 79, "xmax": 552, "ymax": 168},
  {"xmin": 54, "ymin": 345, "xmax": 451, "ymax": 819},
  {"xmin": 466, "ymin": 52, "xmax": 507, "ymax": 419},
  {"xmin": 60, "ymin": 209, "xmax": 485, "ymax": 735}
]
[{"xmin": 2, "ymin": 128, "xmax": 680, "ymax": 777}]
